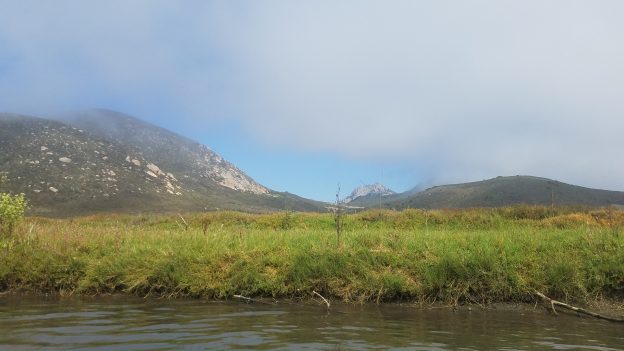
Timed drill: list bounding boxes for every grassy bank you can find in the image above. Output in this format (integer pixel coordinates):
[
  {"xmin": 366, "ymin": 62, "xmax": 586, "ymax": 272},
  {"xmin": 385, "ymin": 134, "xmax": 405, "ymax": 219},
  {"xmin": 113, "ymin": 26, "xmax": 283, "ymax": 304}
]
[{"xmin": 1, "ymin": 207, "xmax": 623, "ymax": 304}]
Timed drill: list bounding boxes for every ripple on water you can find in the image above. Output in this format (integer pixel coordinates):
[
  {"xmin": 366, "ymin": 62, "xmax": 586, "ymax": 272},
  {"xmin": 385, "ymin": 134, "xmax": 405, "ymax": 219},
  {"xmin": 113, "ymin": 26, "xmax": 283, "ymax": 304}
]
[{"xmin": 0, "ymin": 298, "xmax": 623, "ymax": 351}]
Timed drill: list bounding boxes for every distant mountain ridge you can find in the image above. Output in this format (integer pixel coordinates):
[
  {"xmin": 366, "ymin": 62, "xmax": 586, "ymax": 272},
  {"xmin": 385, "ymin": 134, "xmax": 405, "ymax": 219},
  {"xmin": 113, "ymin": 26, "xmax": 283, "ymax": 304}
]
[
  {"xmin": 3, "ymin": 110, "xmax": 623, "ymax": 216},
  {"xmin": 375, "ymin": 176, "xmax": 624, "ymax": 209},
  {"xmin": 0, "ymin": 110, "xmax": 326, "ymax": 216}
]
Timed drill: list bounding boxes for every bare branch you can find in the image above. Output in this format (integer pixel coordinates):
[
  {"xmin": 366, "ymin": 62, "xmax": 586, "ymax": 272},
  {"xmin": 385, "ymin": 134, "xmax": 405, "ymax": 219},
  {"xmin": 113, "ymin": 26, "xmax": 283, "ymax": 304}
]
[
  {"xmin": 536, "ymin": 291, "xmax": 624, "ymax": 323},
  {"xmin": 177, "ymin": 213, "xmax": 189, "ymax": 230},
  {"xmin": 313, "ymin": 290, "xmax": 331, "ymax": 310}
]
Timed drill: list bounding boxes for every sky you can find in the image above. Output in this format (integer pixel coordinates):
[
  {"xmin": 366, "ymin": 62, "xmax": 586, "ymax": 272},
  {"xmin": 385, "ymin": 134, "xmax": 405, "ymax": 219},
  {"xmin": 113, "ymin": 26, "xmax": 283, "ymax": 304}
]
[{"xmin": 1, "ymin": 1, "xmax": 623, "ymax": 201}]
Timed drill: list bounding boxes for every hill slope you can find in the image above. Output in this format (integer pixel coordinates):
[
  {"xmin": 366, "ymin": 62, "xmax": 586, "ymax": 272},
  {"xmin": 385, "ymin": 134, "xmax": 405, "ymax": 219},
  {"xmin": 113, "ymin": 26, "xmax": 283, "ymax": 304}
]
[
  {"xmin": 0, "ymin": 111, "xmax": 326, "ymax": 216},
  {"xmin": 59, "ymin": 109, "xmax": 268, "ymax": 195},
  {"xmin": 382, "ymin": 176, "xmax": 624, "ymax": 209}
]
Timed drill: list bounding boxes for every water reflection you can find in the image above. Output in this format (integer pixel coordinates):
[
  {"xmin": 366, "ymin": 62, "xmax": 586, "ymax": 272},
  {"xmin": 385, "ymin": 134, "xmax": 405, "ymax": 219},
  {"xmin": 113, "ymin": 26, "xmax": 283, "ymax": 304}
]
[{"xmin": 0, "ymin": 296, "xmax": 622, "ymax": 350}]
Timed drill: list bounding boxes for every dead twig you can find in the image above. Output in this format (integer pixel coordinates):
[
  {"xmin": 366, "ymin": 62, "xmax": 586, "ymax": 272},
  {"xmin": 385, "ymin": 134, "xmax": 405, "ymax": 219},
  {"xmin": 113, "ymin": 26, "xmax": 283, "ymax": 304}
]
[
  {"xmin": 177, "ymin": 213, "xmax": 189, "ymax": 231},
  {"xmin": 202, "ymin": 220, "xmax": 209, "ymax": 235},
  {"xmin": 536, "ymin": 291, "xmax": 624, "ymax": 323},
  {"xmin": 376, "ymin": 287, "xmax": 384, "ymax": 305},
  {"xmin": 233, "ymin": 294, "xmax": 274, "ymax": 305},
  {"xmin": 313, "ymin": 290, "xmax": 331, "ymax": 310}
]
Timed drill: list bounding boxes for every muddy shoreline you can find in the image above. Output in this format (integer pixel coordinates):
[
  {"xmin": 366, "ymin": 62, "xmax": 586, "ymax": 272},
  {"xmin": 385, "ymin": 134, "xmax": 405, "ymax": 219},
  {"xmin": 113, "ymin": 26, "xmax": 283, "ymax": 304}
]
[{"xmin": 2, "ymin": 290, "xmax": 623, "ymax": 322}]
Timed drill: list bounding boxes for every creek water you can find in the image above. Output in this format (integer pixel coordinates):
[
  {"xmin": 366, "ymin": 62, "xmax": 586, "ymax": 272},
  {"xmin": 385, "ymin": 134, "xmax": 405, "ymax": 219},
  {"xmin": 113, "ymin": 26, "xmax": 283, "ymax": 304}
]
[{"xmin": 0, "ymin": 296, "xmax": 622, "ymax": 350}]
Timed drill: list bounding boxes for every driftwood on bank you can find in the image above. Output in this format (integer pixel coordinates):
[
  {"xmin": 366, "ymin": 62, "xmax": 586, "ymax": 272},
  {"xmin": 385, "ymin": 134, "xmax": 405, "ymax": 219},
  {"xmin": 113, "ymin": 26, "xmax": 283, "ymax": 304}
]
[{"xmin": 536, "ymin": 291, "xmax": 624, "ymax": 323}]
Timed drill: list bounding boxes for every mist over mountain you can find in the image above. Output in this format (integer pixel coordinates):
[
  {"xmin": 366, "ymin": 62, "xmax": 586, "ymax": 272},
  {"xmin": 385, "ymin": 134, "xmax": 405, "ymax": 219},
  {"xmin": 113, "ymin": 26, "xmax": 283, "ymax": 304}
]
[
  {"xmin": 3, "ymin": 109, "xmax": 623, "ymax": 217},
  {"xmin": 0, "ymin": 110, "xmax": 325, "ymax": 216},
  {"xmin": 58, "ymin": 109, "xmax": 269, "ymax": 195}
]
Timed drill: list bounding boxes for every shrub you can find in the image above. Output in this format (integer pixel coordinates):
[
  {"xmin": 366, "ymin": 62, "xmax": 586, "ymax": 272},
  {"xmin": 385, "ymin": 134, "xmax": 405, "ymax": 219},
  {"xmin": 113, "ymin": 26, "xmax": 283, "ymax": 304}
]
[{"xmin": 0, "ymin": 172, "xmax": 27, "ymax": 236}]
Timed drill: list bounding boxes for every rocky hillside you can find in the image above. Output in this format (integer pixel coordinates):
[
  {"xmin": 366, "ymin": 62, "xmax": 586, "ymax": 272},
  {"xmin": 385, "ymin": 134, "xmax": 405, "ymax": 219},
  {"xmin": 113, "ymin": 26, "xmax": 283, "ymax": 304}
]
[
  {"xmin": 59, "ymin": 109, "xmax": 268, "ymax": 195},
  {"xmin": 381, "ymin": 176, "xmax": 624, "ymax": 209},
  {"xmin": 0, "ymin": 111, "xmax": 325, "ymax": 216}
]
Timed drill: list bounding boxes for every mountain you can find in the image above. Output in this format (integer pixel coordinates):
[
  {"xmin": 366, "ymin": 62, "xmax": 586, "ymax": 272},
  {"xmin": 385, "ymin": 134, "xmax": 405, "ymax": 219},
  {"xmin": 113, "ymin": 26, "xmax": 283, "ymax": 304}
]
[
  {"xmin": 0, "ymin": 111, "xmax": 326, "ymax": 216},
  {"xmin": 343, "ymin": 183, "xmax": 396, "ymax": 205},
  {"xmin": 58, "ymin": 109, "xmax": 269, "ymax": 195},
  {"xmin": 4, "ymin": 110, "xmax": 621, "ymax": 216},
  {"xmin": 381, "ymin": 176, "xmax": 624, "ymax": 209}
]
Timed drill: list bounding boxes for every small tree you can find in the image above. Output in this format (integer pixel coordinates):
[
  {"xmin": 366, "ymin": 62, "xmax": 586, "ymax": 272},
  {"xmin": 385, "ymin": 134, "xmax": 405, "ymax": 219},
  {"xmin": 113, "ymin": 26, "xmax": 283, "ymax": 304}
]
[
  {"xmin": 334, "ymin": 184, "xmax": 343, "ymax": 246},
  {"xmin": 0, "ymin": 172, "xmax": 27, "ymax": 236}
]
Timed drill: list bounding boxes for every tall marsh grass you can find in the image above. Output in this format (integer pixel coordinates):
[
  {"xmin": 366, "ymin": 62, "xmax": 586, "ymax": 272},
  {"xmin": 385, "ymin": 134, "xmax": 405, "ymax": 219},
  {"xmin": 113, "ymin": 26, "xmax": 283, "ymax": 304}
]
[{"xmin": 1, "ymin": 206, "xmax": 622, "ymax": 304}]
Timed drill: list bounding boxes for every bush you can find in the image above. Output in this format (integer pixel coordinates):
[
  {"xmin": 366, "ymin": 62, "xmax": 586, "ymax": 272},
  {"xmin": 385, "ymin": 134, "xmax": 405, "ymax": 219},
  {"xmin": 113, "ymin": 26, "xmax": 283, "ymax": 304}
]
[{"xmin": 0, "ymin": 173, "xmax": 27, "ymax": 236}]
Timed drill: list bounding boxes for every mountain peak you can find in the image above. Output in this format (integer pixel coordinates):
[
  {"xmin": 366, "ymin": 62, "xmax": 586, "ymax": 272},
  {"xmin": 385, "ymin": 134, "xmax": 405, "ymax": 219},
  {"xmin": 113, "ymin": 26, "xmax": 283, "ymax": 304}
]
[{"xmin": 344, "ymin": 183, "xmax": 396, "ymax": 203}]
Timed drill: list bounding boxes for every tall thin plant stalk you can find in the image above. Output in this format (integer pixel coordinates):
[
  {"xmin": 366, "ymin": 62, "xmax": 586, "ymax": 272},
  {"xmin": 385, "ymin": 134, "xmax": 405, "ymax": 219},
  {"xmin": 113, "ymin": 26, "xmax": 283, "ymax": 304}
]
[{"xmin": 334, "ymin": 184, "xmax": 343, "ymax": 246}]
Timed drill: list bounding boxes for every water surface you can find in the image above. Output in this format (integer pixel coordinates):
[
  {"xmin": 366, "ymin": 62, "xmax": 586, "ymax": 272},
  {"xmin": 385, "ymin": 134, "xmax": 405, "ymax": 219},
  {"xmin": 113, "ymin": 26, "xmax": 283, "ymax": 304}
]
[{"xmin": 1, "ymin": 296, "xmax": 622, "ymax": 350}]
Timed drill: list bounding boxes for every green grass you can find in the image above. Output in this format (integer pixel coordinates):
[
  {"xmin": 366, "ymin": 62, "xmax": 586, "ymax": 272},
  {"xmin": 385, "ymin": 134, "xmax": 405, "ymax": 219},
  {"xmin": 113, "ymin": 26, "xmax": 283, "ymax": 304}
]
[{"xmin": 1, "ymin": 207, "xmax": 623, "ymax": 304}]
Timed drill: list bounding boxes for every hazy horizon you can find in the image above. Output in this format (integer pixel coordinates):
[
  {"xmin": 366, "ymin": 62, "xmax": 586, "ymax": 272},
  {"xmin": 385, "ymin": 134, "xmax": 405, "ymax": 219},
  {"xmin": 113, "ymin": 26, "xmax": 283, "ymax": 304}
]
[{"xmin": 1, "ymin": 1, "xmax": 623, "ymax": 201}]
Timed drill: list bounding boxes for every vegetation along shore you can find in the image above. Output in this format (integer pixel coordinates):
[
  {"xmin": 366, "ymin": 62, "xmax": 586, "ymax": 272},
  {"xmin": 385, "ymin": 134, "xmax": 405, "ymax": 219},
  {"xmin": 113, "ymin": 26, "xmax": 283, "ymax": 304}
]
[{"xmin": 1, "ymin": 206, "xmax": 623, "ymax": 307}]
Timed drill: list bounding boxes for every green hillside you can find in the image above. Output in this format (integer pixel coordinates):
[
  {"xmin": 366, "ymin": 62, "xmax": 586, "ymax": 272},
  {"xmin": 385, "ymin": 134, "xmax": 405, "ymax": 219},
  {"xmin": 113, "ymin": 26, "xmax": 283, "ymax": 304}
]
[{"xmin": 382, "ymin": 176, "xmax": 624, "ymax": 209}]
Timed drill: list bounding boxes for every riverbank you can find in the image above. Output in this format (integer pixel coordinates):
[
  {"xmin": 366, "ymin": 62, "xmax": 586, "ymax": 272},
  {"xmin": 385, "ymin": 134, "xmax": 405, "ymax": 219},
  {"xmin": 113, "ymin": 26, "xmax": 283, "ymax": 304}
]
[
  {"xmin": 1, "ymin": 290, "xmax": 622, "ymax": 315},
  {"xmin": 1, "ymin": 207, "xmax": 623, "ymax": 306}
]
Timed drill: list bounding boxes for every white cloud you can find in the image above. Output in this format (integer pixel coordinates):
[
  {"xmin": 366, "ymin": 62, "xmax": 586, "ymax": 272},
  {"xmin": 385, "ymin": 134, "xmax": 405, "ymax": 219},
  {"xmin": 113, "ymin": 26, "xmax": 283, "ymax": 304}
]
[
  {"xmin": 222, "ymin": 1, "xmax": 624, "ymax": 188},
  {"xmin": 0, "ymin": 0, "xmax": 623, "ymax": 190}
]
